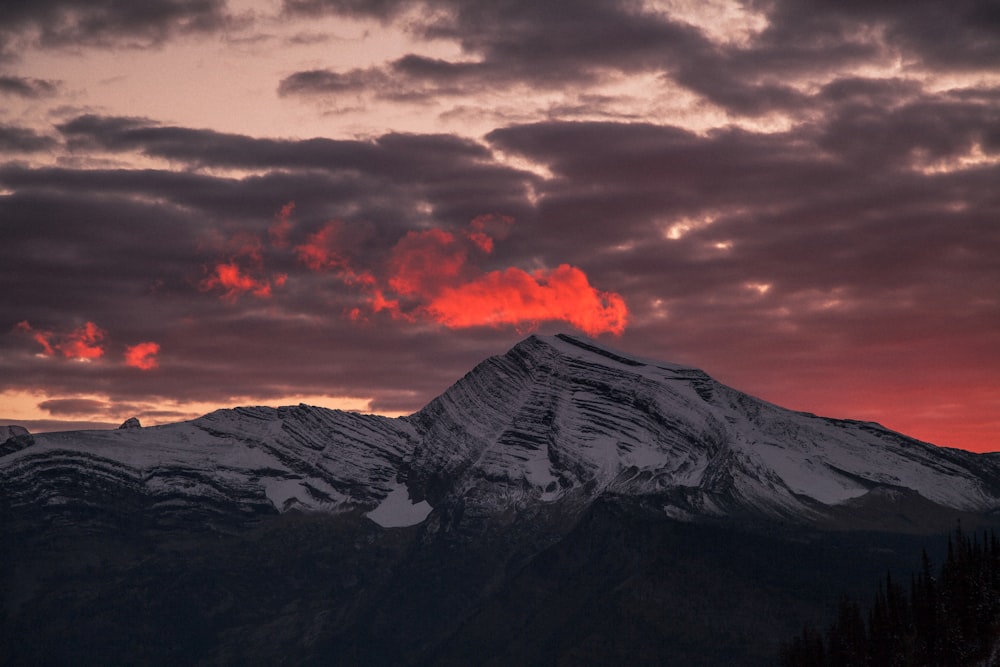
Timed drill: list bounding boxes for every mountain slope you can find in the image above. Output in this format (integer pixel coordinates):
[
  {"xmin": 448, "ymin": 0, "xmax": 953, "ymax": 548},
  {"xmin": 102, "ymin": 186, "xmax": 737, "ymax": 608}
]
[
  {"xmin": 1, "ymin": 405, "xmax": 416, "ymax": 533},
  {"xmin": 405, "ymin": 333, "xmax": 1000, "ymax": 527},
  {"xmin": 4, "ymin": 333, "xmax": 1000, "ymax": 533}
]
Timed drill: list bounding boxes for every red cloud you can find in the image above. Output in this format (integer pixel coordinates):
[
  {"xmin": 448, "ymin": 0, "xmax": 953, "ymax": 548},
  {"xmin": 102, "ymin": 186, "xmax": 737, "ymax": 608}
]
[
  {"xmin": 464, "ymin": 213, "xmax": 513, "ymax": 253},
  {"xmin": 199, "ymin": 203, "xmax": 293, "ymax": 302},
  {"xmin": 16, "ymin": 320, "xmax": 55, "ymax": 356},
  {"xmin": 387, "ymin": 228, "xmax": 471, "ymax": 296},
  {"xmin": 202, "ymin": 204, "xmax": 628, "ymax": 335},
  {"xmin": 200, "ymin": 262, "xmax": 280, "ymax": 300},
  {"xmin": 16, "ymin": 320, "xmax": 107, "ymax": 360},
  {"xmin": 124, "ymin": 341, "xmax": 161, "ymax": 370},
  {"xmin": 61, "ymin": 321, "xmax": 106, "ymax": 360},
  {"xmin": 294, "ymin": 214, "xmax": 628, "ymax": 336},
  {"xmin": 295, "ymin": 221, "xmax": 354, "ymax": 272},
  {"xmin": 427, "ymin": 264, "xmax": 628, "ymax": 336}
]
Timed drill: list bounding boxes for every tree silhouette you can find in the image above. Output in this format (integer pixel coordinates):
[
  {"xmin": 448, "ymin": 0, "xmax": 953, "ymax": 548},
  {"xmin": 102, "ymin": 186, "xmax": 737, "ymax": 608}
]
[{"xmin": 780, "ymin": 526, "xmax": 1000, "ymax": 666}]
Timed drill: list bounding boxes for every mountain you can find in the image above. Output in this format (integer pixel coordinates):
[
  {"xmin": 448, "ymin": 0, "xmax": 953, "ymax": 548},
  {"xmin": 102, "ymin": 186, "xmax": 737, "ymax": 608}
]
[
  {"xmin": 5, "ymin": 333, "xmax": 999, "ymax": 531},
  {"xmin": 3, "ymin": 333, "xmax": 1000, "ymax": 665}
]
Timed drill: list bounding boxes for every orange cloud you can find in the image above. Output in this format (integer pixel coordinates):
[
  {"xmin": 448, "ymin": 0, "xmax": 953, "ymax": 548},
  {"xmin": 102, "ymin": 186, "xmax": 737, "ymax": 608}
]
[
  {"xmin": 295, "ymin": 221, "xmax": 353, "ymax": 272},
  {"xmin": 427, "ymin": 264, "xmax": 628, "ymax": 336},
  {"xmin": 124, "ymin": 341, "xmax": 161, "ymax": 370},
  {"xmin": 298, "ymin": 215, "xmax": 628, "ymax": 335},
  {"xmin": 61, "ymin": 321, "xmax": 106, "ymax": 360},
  {"xmin": 464, "ymin": 213, "xmax": 513, "ymax": 253},
  {"xmin": 387, "ymin": 228, "xmax": 470, "ymax": 296},
  {"xmin": 16, "ymin": 320, "xmax": 106, "ymax": 360},
  {"xmin": 199, "ymin": 203, "xmax": 294, "ymax": 302},
  {"xmin": 224, "ymin": 204, "xmax": 627, "ymax": 335},
  {"xmin": 200, "ymin": 262, "xmax": 277, "ymax": 300},
  {"xmin": 292, "ymin": 217, "xmax": 389, "ymax": 316}
]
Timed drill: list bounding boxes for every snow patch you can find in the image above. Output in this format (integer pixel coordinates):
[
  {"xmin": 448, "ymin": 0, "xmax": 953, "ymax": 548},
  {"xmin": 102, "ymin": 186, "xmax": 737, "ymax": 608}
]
[
  {"xmin": 366, "ymin": 481, "xmax": 433, "ymax": 528},
  {"xmin": 751, "ymin": 443, "xmax": 870, "ymax": 505},
  {"xmin": 522, "ymin": 452, "xmax": 559, "ymax": 490},
  {"xmin": 263, "ymin": 478, "xmax": 314, "ymax": 510},
  {"xmin": 261, "ymin": 477, "xmax": 344, "ymax": 511}
]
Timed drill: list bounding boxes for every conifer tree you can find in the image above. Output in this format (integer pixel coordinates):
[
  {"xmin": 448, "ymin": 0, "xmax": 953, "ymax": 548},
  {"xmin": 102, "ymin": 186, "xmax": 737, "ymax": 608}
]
[{"xmin": 780, "ymin": 526, "xmax": 1000, "ymax": 666}]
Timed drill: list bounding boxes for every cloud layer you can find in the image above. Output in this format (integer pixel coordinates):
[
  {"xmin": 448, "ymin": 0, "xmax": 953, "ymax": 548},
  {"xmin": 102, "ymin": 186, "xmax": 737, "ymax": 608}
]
[{"xmin": 0, "ymin": 0, "xmax": 998, "ymax": 450}]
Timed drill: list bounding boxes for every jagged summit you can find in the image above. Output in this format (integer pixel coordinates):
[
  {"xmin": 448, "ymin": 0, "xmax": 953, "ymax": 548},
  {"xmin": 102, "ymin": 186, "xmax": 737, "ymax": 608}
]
[
  {"xmin": 2, "ymin": 424, "xmax": 30, "ymax": 439},
  {"xmin": 118, "ymin": 417, "xmax": 141, "ymax": 430},
  {"xmin": 4, "ymin": 334, "xmax": 1000, "ymax": 533}
]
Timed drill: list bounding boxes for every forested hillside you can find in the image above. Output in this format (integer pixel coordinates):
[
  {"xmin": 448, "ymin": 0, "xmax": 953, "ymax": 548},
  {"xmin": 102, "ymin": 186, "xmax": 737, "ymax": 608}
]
[{"xmin": 781, "ymin": 526, "xmax": 1000, "ymax": 666}]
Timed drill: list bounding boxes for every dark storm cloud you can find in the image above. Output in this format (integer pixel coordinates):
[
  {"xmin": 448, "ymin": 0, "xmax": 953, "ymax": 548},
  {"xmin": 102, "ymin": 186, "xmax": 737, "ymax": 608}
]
[
  {"xmin": 487, "ymin": 120, "xmax": 852, "ymax": 250},
  {"xmin": 0, "ymin": 117, "xmax": 544, "ymax": 414},
  {"xmin": 762, "ymin": 0, "xmax": 1000, "ymax": 70},
  {"xmin": 280, "ymin": 0, "xmax": 1000, "ymax": 118},
  {"xmin": 0, "ymin": 0, "xmax": 235, "ymax": 57},
  {"xmin": 276, "ymin": 0, "xmax": 850, "ymax": 118},
  {"xmin": 0, "ymin": 180, "xmax": 489, "ymax": 411},
  {"xmin": 817, "ymin": 92, "xmax": 1000, "ymax": 169},
  {"xmin": 279, "ymin": 0, "xmax": 719, "ymax": 105},
  {"xmin": 277, "ymin": 58, "xmax": 500, "ymax": 101},
  {"xmin": 0, "ymin": 124, "xmax": 57, "ymax": 152},
  {"xmin": 282, "ymin": 0, "xmax": 411, "ymax": 18},
  {"xmin": 58, "ymin": 114, "xmax": 494, "ymax": 174},
  {"xmin": 0, "ymin": 75, "xmax": 59, "ymax": 98},
  {"xmin": 54, "ymin": 114, "xmax": 538, "ymax": 225},
  {"xmin": 8, "ymin": 86, "xmax": 997, "ymax": 418},
  {"xmin": 485, "ymin": 114, "xmax": 1000, "ymax": 363},
  {"xmin": 37, "ymin": 398, "xmax": 113, "ymax": 416}
]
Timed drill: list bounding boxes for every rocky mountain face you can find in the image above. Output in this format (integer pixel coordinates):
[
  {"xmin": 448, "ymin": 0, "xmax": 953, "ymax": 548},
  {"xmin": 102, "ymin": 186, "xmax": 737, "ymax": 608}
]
[
  {"xmin": 3, "ymin": 334, "xmax": 1000, "ymax": 665},
  {"xmin": 406, "ymin": 334, "xmax": 1000, "ymax": 528}
]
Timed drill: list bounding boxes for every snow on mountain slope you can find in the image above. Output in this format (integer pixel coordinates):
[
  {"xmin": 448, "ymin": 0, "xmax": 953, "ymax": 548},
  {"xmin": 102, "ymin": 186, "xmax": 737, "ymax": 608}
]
[
  {"xmin": 3, "ymin": 334, "xmax": 1000, "ymax": 530},
  {"xmin": 406, "ymin": 334, "xmax": 1000, "ymax": 521},
  {"xmin": 0, "ymin": 405, "xmax": 416, "ymax": 525}
]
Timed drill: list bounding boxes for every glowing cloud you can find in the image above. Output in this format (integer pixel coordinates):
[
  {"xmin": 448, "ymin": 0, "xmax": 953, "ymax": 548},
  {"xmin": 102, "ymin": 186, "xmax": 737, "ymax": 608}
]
[
  {"xmin": 199, "ymin": 207, "xmax": 292, "ymax": 302},
  {"xmin": 428, "ymin": 264, "xmax": 629, "ymax": 336},
  {"xmin": 464, "ymin": 213, "xmax": 514, "ymax": 253},
  {"xmin": 125, "ymin": 342, "xmax": 161, "ymax": 370},
  {"xmin": 61, "ymin": 321, "xmax": 107, "ymax": 360},
  {"xmin": 387, "ymin": 228, "xmax": 471, "ymax": 296},
  {"xmin": 15, "ymin": 320, "xmax": 55, "ymax": 356},
  {"xmin": 295, "ymin": 220, "xmax": 354, "ymax": 272},
  {"xmin": 16, "ymin": 320, "xmax": 106, "ymax": 361},
  {"xmin": 200, "ymin": 262, "xmax": 281, "ymax": 300},
  {"xmin": 208, "ymin": 205, "xmax": 627, "ymax": 334},
  {"xmin": 295, "ymin": 213, "xmax": 628, "ymax": 336}
]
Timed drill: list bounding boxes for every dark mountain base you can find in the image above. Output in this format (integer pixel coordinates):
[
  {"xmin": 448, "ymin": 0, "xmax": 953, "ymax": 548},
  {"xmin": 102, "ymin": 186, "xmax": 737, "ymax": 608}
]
[
  {"xmin": 424, "ymin": 499, "xmax": 951, "ymax": 667},
  {"xmin": 0, "ymin": 500, "xmax": 959, "ymax": 666},
  {"xmin": 0, "ymin": 511, "xmax": 417, "ymax": 666}
]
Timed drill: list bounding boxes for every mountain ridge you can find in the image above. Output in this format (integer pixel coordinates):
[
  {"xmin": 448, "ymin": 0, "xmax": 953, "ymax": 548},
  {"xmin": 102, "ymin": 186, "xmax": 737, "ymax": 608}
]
[{"xmin": 4, "ymin": 333, "xmax": 999, "ymax": 534}]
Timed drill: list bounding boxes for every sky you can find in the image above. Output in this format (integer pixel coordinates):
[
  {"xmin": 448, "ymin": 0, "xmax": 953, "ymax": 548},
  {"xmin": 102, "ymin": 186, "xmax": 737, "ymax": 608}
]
[{"xmin": 1, "ymin": 0, "xmax": 998, "ymax": 452}]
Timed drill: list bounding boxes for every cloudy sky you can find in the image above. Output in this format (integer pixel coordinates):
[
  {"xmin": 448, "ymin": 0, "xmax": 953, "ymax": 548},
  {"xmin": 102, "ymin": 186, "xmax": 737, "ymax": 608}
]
[{"xmin": 1, "ymin": 0, "xmax": 998, "ymax": 451}]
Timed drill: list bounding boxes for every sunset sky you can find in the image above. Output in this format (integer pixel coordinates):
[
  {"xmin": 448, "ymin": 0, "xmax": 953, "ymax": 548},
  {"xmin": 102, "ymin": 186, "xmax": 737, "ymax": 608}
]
[{"xmin": 1, "ymin": 0, "xmax": 998, "ymax": 451}]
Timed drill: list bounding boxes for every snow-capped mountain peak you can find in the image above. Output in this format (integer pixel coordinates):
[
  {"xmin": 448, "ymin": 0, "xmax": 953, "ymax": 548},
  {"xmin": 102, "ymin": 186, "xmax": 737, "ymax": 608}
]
[
  {"xmin": 404, "ymin": 334, "xmax": 1000, "ymax": 523},
  {"xmin": 4, "ymin": 334, "xmax": 1000, "ymax": 532}
]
